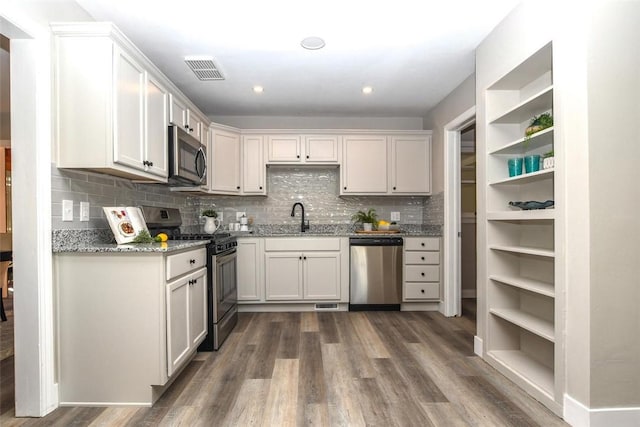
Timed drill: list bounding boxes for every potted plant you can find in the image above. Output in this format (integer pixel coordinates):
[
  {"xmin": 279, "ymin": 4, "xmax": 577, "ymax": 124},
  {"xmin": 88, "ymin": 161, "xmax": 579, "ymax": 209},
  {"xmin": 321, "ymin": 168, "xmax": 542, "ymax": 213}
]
[
  {"xmin": 351, "ymin": 208, "xmax": 378, "ymax": 231},
  {"xmin": 201, "ymin": 209, "xmax": 220, "ymax": 234},
  {"xmin": 542, "ymin": 149, "xmax": 554, "ymax": 170}
]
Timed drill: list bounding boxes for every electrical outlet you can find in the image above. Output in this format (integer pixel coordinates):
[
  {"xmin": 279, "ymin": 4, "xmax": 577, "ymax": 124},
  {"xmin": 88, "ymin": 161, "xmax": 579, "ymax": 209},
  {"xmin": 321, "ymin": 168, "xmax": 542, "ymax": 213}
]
[
  {"xmin": 390, "ymin": 212, "xmax": 401, "ymax": 221},
  {"xmin": 80, "ymin": 202, "xmax": 90, "ymax": 222},
  {"xmin": 236, "ymin": 212, "xmax": 246, "ymax": 221},
  {"xmin": 62, "ymin": 200, "xmax": 73, "ymax": 221}
]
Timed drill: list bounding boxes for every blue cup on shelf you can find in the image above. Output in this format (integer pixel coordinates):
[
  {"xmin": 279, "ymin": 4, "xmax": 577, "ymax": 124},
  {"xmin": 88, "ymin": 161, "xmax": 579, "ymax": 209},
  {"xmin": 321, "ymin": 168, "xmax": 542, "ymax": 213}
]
[
  {"xmin": 524, "ymin": 154, "xmax": 541, "ymax": 173},
  {"xmin": 508, "ymin": 157, "xmax": 523, "ymax": 177}
]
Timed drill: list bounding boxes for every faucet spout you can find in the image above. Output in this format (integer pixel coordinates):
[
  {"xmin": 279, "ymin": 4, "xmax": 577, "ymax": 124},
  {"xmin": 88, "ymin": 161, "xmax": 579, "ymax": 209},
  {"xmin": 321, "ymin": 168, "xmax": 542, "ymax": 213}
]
[{"xmin": 290, "ymin": 202, "xmax": 309, "ymax": 232}]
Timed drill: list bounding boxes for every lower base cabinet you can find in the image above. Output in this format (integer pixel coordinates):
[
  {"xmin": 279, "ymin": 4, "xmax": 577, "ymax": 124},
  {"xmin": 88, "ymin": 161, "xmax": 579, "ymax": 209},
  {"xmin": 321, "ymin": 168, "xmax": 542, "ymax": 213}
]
[
  {"xmin": 264, "ymin": 251, "xmax": 341, "ymax": 300},
  {"xmin": 54, "ymin": 246, "xmax": 207, "ymax": 406},
  {"xmin": 403, "ymin": 237, "xmax": 441, "ymax": 301}
]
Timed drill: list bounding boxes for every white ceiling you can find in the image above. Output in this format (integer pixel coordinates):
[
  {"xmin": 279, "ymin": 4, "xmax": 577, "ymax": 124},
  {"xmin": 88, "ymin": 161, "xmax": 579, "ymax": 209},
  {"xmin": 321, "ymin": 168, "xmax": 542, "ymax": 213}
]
[{"xmin": 76, "ymin": 1, "xmax": 518, "ymax": 118}]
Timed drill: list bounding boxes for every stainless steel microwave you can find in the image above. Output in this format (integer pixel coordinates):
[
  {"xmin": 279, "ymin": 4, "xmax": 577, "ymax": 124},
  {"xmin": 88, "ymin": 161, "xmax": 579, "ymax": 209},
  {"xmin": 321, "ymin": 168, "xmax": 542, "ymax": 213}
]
[{"xmin": 168, "ymin": 125, "xmax": 207, "ymax": 186}]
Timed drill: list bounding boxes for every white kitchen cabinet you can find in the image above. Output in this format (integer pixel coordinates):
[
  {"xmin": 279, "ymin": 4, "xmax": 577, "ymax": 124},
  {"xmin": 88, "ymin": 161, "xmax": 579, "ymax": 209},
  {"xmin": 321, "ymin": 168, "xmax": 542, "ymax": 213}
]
[
  {"xmin": 169, "ymin": 94, "xmax": 203, "ymax": 142},
  {"xmin": 267, "ymin": 135, "xmax": 302, "ymax": 163},
  {"xmin": 54, "ymin": 246, "xmax": 207, "ymax": 405},
  {"xmin": 341, "ymin": 135, "xmax": 388, "ymax": 194},
  {"xmin": 304, "ymin": 135, "xmax": 340, "ymax": 163},
  {"xmin": 209, "ymin": 128, "xmax": 241, "ymax": 194},
  {"xmin": 53, "ymin": 23, "xmax": 173, "ymax": 181},
  {"xmin": 390, "ymin": 135, "xmax": 431, "ymax": 194},
  {"xmin": 403, "ymin": 237, "xmax": 441, "ymax": 302},
  {"xmin": 264, "ymin": 238, "xmax": 342, "ymax": 301},
  {"xmin": 237, "ymin": 238, "xmax": 264, "ymax": 301},
  {"xmin": 242, "ymin": 135, "xmax": 266, "ymax": 194}
]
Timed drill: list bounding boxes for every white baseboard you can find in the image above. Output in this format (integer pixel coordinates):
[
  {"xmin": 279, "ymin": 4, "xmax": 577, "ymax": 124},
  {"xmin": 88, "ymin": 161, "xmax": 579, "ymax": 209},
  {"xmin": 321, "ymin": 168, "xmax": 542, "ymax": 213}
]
[
  {"xmin": 564, "ymin": 394, "xmax": 640, "ymax": 427},
  {"xmin": 474, "ymin": 336, "xmax": 483, "ymax": 357},
  {"xmin": 462, "ymin": 289, "xmax": 477, "ymax": 299}
]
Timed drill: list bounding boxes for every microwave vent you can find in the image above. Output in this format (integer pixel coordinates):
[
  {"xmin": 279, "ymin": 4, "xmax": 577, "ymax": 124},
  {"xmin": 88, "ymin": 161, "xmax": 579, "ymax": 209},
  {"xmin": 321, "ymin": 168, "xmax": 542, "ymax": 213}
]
[{"xmin": 184, "ymin": 56, "xmax": 225, "ymax": 81}]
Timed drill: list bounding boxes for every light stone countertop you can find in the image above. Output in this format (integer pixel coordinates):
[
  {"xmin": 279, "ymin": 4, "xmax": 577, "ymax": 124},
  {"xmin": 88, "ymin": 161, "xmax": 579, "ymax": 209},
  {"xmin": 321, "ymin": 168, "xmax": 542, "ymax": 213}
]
[
  {"xmin": 231, "ymin": 224, "xmax": 442, "ymax": 238},
  {"xmin": 52, "ymin": 229, "xmax": 209, "ymax": 253}
]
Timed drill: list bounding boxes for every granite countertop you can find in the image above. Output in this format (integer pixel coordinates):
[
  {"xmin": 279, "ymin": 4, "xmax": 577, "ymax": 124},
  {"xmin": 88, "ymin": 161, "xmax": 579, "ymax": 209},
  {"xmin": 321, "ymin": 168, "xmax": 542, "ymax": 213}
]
[
  {"xmin": 52, "ymin": 230, "xmax": 209, "ymax": 253},
  {"xmin": 231, "ymin": 224, "xmax": 442, "ymax": 238}
]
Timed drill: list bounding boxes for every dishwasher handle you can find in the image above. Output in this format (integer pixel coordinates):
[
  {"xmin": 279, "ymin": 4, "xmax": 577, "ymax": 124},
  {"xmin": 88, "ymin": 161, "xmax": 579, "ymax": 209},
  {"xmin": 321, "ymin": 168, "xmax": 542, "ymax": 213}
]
[{"xmin": 349, "ymin": 237, "xmax": 403, "ymax": 246}]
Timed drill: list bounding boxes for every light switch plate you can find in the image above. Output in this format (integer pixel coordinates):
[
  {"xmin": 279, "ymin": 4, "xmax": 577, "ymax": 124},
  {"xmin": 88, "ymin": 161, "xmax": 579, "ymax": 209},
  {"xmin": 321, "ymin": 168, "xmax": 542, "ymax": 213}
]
[
  {"xmin": 80, "ymin": 202, "xmax": 90, "ymax": 222},
  {"xmin": 390, "ymin": 212, "xmax": 401, "ymax": 221},
  {"xmin": 62, "ymin": 200, "xmax": 73, "ymax": 222}
]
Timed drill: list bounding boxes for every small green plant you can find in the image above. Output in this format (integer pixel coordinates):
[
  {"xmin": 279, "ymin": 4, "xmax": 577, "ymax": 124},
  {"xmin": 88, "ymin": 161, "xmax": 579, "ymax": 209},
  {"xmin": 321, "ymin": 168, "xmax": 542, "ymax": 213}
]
[
  {"xmin": 525, "ymin": 113, "xmax": 553, "ymax": 138},
  {"xmin": 351, "ymin": 208, "xmax": 378, "ymax": 229},
  {"xmin": 201, "ymin": 209, "xmax": 217, "ymax": 218},
  {"xmin": 543, "ymin": 150, "xmax": 554, "ymax": 158},
  {"xmin": 131, "ymin": 229, "xmax": 155, "ymax": 243}
]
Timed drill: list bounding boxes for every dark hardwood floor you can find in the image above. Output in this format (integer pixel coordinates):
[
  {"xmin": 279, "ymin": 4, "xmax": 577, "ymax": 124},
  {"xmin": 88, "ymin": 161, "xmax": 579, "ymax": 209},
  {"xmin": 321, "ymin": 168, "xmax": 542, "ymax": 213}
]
[{"xmin": 0, "ymin": 303, "xmax": 567, "ymax": 426}]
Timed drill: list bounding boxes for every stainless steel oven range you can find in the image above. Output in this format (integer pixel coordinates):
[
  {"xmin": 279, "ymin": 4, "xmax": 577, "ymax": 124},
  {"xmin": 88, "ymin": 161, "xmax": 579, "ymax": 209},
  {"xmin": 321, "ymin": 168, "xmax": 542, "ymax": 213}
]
[{"xmin": 141, "ymin": 206, "xmax": 238, "ymax": 351}]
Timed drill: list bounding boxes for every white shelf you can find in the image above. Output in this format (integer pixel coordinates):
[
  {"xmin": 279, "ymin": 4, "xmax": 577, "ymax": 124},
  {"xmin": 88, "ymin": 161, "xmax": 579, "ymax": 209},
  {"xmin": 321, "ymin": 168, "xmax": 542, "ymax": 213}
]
[
  {"xmin": 489, "ymin": 244, "xmax": 554, "ymax": 258},
  {"xmin": 488, "ymin": 43, "xmax": 553, "ymax": 90},
  {"xmin": 489, "ymin": 86, "xmax": 553, "ymax": 124},
  {"xmin": 487, "ymin": 350, "xmax": 555, "ymax": 398},
  {"xmin": 490, "ymin": 308, "xmax": 555, "ymax": 342},
  {"xmin": 490, "ymin": 274, "xmax": 555, "ymax": 298},
  {"xmin": 490, "ymin": 168, "xmax": 554, "ymax": 186},
  {"xmin": 487, "ymin": 210, "xmax": 555, "ymax": 221},
  {"xmin": 489, "ymin": 127, "xmax": 554, "ymax": 156}
]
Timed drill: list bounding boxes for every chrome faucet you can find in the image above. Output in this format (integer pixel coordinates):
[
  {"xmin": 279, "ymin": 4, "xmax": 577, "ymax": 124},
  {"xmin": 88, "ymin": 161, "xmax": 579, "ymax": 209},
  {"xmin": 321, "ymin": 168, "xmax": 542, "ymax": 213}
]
[{"xmin": 290, "ymin": 202, "xmax": 310, "ymax": 232}]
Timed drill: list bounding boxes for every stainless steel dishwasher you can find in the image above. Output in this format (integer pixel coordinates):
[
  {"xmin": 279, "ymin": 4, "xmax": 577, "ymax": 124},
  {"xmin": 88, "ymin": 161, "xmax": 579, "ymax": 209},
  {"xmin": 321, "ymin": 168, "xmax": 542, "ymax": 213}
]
[{"xmin": 349, "ymin": 237, "xmax": 403, "ymax": 311}]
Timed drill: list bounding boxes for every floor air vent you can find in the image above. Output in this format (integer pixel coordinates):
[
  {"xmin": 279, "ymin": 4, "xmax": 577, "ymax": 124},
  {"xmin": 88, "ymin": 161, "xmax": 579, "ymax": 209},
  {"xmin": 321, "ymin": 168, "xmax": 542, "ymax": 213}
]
[
  {"xmin": 184, "ymin": 57, "xmax": 224, "ymax": 80},
  {"xmin": 315, "ymin": 303, "xmax": 339, "ymax": 310}
]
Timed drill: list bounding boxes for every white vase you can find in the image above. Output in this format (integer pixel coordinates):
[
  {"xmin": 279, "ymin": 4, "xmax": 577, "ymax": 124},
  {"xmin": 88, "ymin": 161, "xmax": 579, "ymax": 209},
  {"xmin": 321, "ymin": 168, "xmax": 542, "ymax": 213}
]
[
  {"xmin": 203, "ymin": 217, "xmax": 220, "ymax": 234},
  {"xmin": 363, "ymin": 223, "xmax": 373, "ymax": 232}
]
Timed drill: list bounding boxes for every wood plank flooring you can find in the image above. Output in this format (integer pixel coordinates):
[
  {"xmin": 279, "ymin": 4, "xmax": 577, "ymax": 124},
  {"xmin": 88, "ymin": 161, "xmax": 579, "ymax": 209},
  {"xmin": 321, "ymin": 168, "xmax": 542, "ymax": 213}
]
[{"xmin": 0, "ymin": 307, "xmax": 567, "ymax": 426}]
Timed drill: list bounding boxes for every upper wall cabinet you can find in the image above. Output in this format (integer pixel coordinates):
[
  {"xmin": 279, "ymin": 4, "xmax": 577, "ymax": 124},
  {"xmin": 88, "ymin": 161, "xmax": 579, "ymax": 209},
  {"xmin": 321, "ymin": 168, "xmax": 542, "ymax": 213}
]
[
  {"xmin": 169, "ymin": 94, "xmax": 205, "ymax": 143},
  {"xmin": 53, "ymin": 23, "xmax": 172, "ymax": 181},
  {"xmin": 266, "ymin": 134, "xmax": 340, "ymax": 165},
  {"xmin": 242, "ymin": 136, "xmax": 267, "ymax": 195},
  {"xmin": 209, "ymin": 127, "xmax": 241, "ymax": 194},
  {"xmin": 341, "ymin": 134, "xmax": 431, "ymax": 195}
]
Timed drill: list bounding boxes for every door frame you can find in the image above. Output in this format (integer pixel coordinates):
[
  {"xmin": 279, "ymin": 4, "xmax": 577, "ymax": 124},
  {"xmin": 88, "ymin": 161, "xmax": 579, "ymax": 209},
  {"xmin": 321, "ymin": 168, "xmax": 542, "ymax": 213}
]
[
  {"xmin": 1, "ymin": 8, "xmax": 57, "ymax": 416},
  {"xmin": 443, "ymin": 106, "xmax": 475, "ymax": 317}
]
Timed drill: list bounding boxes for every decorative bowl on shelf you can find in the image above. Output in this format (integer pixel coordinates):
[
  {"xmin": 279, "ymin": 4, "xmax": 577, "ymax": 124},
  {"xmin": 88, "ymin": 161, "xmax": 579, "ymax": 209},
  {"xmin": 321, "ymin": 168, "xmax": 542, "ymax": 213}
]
[{"xmin": 508, "ymin": 200, "xmax": 554, "ymax": 210}]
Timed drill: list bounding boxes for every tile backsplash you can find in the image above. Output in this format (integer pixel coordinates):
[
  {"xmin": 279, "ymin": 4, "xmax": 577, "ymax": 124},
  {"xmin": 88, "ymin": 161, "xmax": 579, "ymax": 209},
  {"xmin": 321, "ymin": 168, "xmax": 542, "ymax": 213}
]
[{"xmin": 51, "ymin": 165, "xmax": 441, "ymax": 232}]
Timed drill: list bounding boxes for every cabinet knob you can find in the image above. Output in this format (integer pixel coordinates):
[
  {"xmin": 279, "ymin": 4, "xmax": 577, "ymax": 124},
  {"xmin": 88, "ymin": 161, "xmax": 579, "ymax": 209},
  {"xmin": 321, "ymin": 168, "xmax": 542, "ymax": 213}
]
[
  {"xmin": 296, "ymin": 155, "xmax": 300, "ymax": 159},
  {"xmin": 421, "ymin": 289, "xmax": 425, "ymax": 294},
  {"xmin": 259, "ymin": 186, "xmax": 263, "ymax": 190},
  {"xmin": 393, "ymin": 186, "xmax": 396, "ymax": 190},
  {"xmin": 343, "ymin": 186, "xmax": 347, "ymax": 190},
  {"xmin": 189, "ymin": 259, "xmax": 196, "ymax": 264},
  {"xmin": 299, "ymin": 256, "xmax": 302, "ymax": 260},
  {"xmin": 148, "ymin": 161, "xmax": 153, "ymax": 167},
  {"xmin": 193, "ymin": 278, "xmax": 197, "ymax": 284},
  {"xmin": 421, "ymin": 272, "xmax": 425, "ymax": 276},
  {"xmin": 306, "ymin": 155, "xmax": 309, "ymax": 159},
  {"xmin": 421, "ymin": 242, "xmax": 425, "ymax": 247},
  {"xmin": 189, "ymin": 127, "xmax": 194, "ymax": 132},
  {"xmin": 303, "ymin": 256, "xmax": 307, "ymax": 260},
  {"xmin": 184, "ymin": 124, "xmax": 189, "ymax": 129},
  {"xmin": 188, "ymin": 279, "xmax": 193, "ymax": 285},
  {"xmin": 421, "ymin": 256, "xmax": 425, "ymax": 261},
  {"xmin": 237, "ymin": 186, "xmax": 241, "ymax": 190}
]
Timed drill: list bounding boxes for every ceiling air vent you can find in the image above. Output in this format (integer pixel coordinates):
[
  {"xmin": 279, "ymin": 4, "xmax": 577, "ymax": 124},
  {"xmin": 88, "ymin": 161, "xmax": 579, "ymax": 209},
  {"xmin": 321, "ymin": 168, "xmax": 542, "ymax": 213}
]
[{"xmin": 184, "ymin": 56, "xmax": 224, "ymax": 81}]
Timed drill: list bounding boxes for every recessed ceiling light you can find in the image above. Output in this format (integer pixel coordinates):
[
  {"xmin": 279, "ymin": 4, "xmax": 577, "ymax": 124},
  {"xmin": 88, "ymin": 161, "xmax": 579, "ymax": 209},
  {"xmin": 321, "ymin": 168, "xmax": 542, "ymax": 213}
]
[
  {"xmin": 362, "ymin": 86, "xmax": 374, "ymax": 94},
  {"xmin": 253, "ymin": 85, "xmax": 264, "ymax": 93},
  {"xmin": 301, "ymin": 36, "xmax": 325, "ymax": 50}
]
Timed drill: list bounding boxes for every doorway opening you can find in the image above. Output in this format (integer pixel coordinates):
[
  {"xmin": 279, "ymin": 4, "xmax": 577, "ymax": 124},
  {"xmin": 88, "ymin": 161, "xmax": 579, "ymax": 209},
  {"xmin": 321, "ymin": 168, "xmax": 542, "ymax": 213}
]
[
  {"xmin": 459, "ymin": 124, "xmax": 476, "ymax": 322},
  {"xmin": 443, "ymin": 106, "xmax": 475, "ymax": 319}
]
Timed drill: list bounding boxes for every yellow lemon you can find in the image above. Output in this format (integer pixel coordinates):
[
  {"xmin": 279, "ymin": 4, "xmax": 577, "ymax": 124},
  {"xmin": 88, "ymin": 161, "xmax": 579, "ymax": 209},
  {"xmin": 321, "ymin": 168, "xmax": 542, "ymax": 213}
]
[{"xmin": 155, "ymin": 233, "xmax": 169, "ymax": 242}]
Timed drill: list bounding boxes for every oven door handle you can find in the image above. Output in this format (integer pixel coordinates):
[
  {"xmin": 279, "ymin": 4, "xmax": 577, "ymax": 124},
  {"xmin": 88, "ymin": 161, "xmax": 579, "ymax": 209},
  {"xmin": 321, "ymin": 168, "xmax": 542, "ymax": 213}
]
[{"xmin": 216, "ymin": 251, "xmax": 237, "ymax": 265}]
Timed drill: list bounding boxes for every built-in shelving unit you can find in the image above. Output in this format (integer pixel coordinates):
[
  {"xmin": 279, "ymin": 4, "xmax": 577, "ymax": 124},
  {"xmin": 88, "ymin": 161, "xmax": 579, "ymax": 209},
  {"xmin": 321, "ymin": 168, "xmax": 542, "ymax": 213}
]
[{"xmin": 483, "ymin": 42, "xmax": 563, "ymax": 414}]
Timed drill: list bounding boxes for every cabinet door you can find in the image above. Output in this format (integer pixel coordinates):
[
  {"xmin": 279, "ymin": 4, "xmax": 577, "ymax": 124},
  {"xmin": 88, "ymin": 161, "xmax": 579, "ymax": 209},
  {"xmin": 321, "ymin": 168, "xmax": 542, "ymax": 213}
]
[
  {"xmin": 189, "ymin": 268, "xmax": 207, "ymax": 347},
  {"xmin": 303, "ymin": 252, "xmax": 340, "ymax": 300},
  {"xmin": 166, "ymin": 277, "xmax": 190, "ymax": 377},
  {"xmin": 304, "ymin": 135, "xmax": 339, "ymax": 163},
  {"xmin": 144, "ymin": 74, "xmax": 169, "ymax": 177},
  {"xmin": 210, "ymin": 129, "xmax": 241, "ymax": 193},
  {"xmin": 169, "ymin": 94, "xmax": 187, "ymax": 128},
  {"xmin": 341, "ymin": 136, "xmax": 388, "ymax": 194},
  {"xmin": 267, "ymin": 135, "xmax": 302, "ymax": 163},
  {"xmin": 391, "ymin": 136, "xmax": 431, "ymax": 194},
  {"xmin": 237, "ymin": 239, "xmax": 264, "ymax": 301},
  {"xmin": 113, "ymin": 46, "xmax": 145, "ymax": 171},
  {"xmin": 264, "ymin": 252, "xmax": 303, "ymax": 300},
  {"xmin": 242, "ymin": 136, "xmax": 266, "ymax": 194},
  {"xmin": 187, "ymin": 110, "xmax": 202, "ymax": 142}
]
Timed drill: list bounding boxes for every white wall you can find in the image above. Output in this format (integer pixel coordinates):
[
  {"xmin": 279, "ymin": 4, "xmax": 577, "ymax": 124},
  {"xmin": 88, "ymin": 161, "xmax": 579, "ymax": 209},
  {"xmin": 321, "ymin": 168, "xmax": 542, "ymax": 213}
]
[{"xmin": 422, "ymin": 74, "xmax": 475, "ymax": 194}]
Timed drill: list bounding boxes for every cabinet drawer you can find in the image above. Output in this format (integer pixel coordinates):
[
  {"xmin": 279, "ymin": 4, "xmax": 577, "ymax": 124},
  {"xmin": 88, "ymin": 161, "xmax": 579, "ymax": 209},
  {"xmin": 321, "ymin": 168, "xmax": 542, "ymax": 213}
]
[
  {"xmin": 405, "ymin": 252, "xmax": 439, "ymax": 265},
  {"xmin": 264, "ymin": 238, "xmax": 341, "ymax": 252},
  {"xmin": 166, "ymin": 248, "xmax": 207, "ymax": 281},
  {"xmin": 404, "ymin": 237, "xmax": 439, "ymax": 251},
  {"xmin": 405, "ymin": 265, "xmax": 439, "ymax": 282},
  {"xmin": 404, "ymin": 282, "xmax": 439, "ymax": 300}
]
